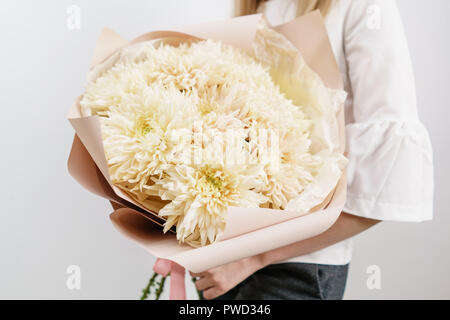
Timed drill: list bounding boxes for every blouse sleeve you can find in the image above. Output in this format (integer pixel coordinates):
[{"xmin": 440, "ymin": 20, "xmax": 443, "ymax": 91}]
[{"xmin": 342, "ymin": 0, "xmax": 434, "ymax": 222}]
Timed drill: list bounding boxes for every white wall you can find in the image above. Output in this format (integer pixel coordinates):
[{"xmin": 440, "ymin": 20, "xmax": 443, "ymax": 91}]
[{"xmin": 0, "ymin": 0, "xmax": 448, "ymax": 299}]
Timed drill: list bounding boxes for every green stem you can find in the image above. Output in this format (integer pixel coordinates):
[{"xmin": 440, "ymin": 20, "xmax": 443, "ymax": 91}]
[
  {"xmin": 140, "ymin": 272, "xmax": 158, "ymax": 300},
  {"xmin": 155, "ymin": 275, "xmax": 167, "ymax": 300}
]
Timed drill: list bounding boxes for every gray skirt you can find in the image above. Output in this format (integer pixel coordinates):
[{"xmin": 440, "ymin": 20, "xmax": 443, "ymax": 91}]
[{"xmin": 213, "ymin": 262, "xmax": 349, "ymax": 300}]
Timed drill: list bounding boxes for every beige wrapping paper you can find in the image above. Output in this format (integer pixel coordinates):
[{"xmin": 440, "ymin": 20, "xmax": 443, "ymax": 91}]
[{"xmin": 67, "ymin": 12, "xmax": 346, "ymax": 272}]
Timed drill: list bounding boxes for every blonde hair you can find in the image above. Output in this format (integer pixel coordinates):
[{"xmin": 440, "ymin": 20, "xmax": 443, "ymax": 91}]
[{"xmin": 234, "ymin": 0, "xmax": 334, "ymax": 18}]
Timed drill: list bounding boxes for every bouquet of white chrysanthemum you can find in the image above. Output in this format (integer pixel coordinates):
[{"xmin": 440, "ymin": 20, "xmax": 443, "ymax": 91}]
[
  {"xmin": 78, "ymin": 21, "xmax": 345, "ymax": 248},
  {"xmin": 68, "ymin": 14, "xmax": 347, "ymax": 296}
]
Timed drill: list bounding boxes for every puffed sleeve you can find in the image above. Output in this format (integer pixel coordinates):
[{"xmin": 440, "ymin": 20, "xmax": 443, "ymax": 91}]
[{"xmin": 342, "ymin": 0, "xmax": 434, "ymax": 221}]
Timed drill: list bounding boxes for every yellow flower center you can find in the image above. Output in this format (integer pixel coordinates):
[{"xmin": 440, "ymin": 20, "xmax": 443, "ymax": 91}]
[
  {"xmin": 197, "ymin": 168, "xmax": 226, "ymax": 196},
  {"xmin": 198, "ymin": 101, "xmax": 214, "ymax": 116},
  {"xmin": 205, "ymin": 175, "xmax": 224, "ymax": 192},
  {"xmin": 134, "ymin": 116, "xmax": 153, "ymax": 137}
]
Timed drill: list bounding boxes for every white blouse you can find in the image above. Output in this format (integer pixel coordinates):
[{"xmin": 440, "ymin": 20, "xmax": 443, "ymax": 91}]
[{"xmin": 259, "ymin": 0, "xmax": 434, "ymax": 265}]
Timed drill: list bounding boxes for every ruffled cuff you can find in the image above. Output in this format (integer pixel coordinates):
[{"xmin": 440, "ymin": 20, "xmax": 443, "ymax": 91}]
[{"xmin": 343, "ymin": 120, "xmax": 434, "ymax": 222}]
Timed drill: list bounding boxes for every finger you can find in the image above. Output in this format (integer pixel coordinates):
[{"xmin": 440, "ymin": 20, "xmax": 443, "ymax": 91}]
[
  {"xmin": 189, "ymin": 271, "xmax": 205, "ymax": 277},
  {"xmin": 202, "ymin": 287, "xmax": 223, "ymax": 300},
  {"xmin": 195, "ymin": 276, "xmax": 214, "ymax": 291}
]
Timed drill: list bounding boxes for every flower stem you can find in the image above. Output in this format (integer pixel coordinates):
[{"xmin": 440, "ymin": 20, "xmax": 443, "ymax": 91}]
[
  {"xmin": 140, "ymin": 272, "xmax": 158, "ymax": 300},
  {"xmin": 155, "ymin": 275, "xmax": 167, "ymax": 300}
]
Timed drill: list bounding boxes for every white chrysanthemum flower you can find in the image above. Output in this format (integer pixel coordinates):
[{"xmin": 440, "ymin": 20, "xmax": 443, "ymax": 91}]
[
  {"xmin": 99, "ymin": 84, "xmax": 200, "ymax": 206},
  {"xmin": 146, "ymin": 164, "xmax": 267, "ymax": 247}
]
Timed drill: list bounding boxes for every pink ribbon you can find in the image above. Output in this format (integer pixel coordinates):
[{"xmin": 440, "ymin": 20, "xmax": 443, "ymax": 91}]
[{"xmin": 153, "ymin": 258, "xmax": 186, "ymax": 300}]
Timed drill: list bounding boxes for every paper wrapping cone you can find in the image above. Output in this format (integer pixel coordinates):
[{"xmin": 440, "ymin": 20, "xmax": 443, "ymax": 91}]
[{"xmin": 67, "ymin": 12, "xmax": 346, "ymax": 272}]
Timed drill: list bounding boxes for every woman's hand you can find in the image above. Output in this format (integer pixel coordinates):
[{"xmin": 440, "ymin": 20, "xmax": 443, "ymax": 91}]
[
  {"xmin": 190, "ymin": 213, "xmax": 380, "ymax": 300},
  {"xmin": 190, "ymin": 255, "xmax": 265, "ymax": 299}
]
